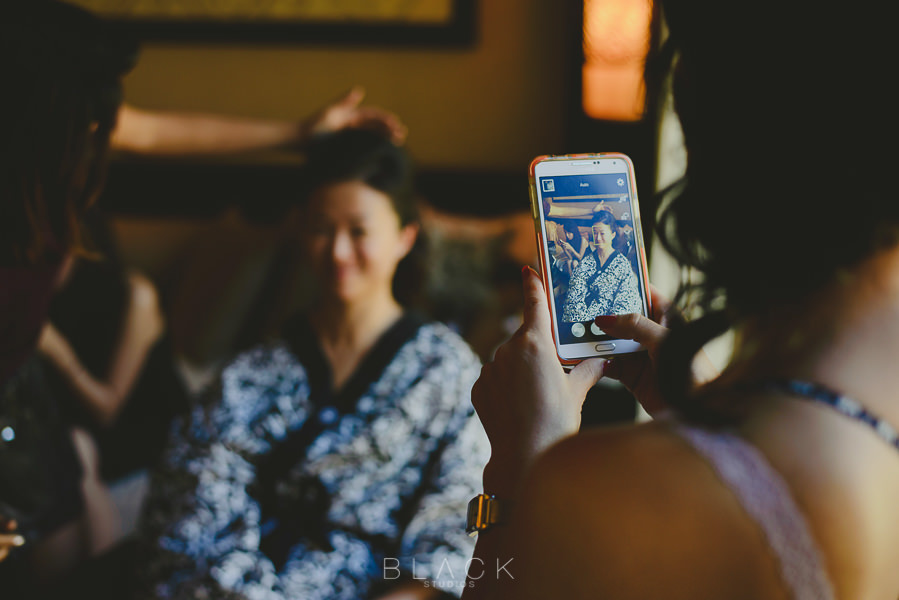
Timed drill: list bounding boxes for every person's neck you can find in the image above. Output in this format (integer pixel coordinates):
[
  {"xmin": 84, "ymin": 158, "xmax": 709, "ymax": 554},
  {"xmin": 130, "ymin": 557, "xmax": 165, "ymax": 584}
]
[
  {"xmin": 310, "ymin": 291, "xmax": 404, "ymax": 365},
  {"xmin": 596, "ymin": 246, "xmax": 613, "ymax": 264},
  {"xmin": 728, "ymin": 247, "xmax": 899, "ymax": 427}
]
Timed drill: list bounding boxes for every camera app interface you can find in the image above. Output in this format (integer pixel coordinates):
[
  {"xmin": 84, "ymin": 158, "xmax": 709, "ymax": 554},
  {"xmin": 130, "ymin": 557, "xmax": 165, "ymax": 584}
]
[{"xmin": 539, "ymin": 172, "xmax": 646, "ymax": 345}]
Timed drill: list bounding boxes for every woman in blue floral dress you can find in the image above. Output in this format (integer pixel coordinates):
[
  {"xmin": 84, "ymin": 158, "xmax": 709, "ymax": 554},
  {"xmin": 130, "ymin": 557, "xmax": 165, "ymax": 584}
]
[
  {"xmin": 561, "ymin": 209, "xmax": 641, "ymax": 323},
  {"xmin": 138, "ymin": 130, "xmax": 488, "ymax": 600}
]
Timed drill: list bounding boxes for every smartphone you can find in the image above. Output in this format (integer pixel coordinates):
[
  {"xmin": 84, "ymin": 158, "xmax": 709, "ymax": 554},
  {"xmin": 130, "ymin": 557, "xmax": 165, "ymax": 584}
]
[{"xmin": 529, "ymin": 153, "xmax": 652, "ymax": 364}]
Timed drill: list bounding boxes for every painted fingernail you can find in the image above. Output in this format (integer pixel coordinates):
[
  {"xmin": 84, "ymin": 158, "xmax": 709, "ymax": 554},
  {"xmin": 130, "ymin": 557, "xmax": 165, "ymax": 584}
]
[
  {"xmin": 603, "ymin": 358, "xmax": 619, "ymax": 378},
  {"xmin": 594, "ymin": 315, "xmax": 617, "ymax": 327}
]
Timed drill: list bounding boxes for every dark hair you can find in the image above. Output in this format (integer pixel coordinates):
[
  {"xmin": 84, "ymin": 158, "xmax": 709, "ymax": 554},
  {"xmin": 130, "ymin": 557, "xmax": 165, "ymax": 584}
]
[
  {"xmin": 591, "ymin": 208, "xmax": 617, "ymax": 229},
  {"xmin": 0, "ymin": 1, "xmax": 138, "ymax": 265},
  {"xmin": 560, "ymin": 220, "xmax": 581, "ymax": 240},
  {"xmin": 300, "ymin": 129, "xmax": 423, "ymax": 305},
  {"xmin": 301, "ymin": 129, "xmax": 417, "ymax": 226},
  {"xmin": 651, "ymin": 2, "xmax": 899, "ymax": 417}
]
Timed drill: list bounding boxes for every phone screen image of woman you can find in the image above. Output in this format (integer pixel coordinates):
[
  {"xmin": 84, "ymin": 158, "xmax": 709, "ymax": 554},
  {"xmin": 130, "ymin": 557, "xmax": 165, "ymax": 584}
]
[{"xmin": 538, "ymin": 171, "xmax": 648, "ymax": 348}]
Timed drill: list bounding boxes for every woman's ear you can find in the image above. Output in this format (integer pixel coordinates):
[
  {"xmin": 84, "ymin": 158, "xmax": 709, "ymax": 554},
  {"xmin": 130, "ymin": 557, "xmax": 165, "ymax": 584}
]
[{"xmin": 397, "ymin": 223, "xmax": 419, "ymax": 259}]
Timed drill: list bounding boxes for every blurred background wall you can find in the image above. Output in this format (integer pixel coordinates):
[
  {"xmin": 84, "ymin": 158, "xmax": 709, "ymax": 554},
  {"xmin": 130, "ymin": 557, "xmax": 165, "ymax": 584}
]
[
  {"xmin": 119, "ymin": 0, "xmax": 570, "ymax": 171},
  {"xmin": 75, "ymin": 0, "xmax": 695, "ymax": 398}
]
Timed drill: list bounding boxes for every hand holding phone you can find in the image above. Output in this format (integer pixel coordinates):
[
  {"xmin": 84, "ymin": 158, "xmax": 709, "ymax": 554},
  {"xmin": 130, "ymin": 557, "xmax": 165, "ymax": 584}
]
[
  {"xmin": 529, "ymin": 153, "xmax": 652, "ymax": 364},
  {"xmin": 472, "ymin": 266, "xmax": 607, "ymax": 498}
]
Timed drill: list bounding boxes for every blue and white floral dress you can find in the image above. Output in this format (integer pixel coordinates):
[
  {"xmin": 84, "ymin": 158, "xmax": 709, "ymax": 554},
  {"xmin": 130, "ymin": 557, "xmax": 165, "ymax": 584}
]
[
  {"xmin": 138, "ymin": 314, "xmax": 488, "ymax": 600},
  {"xmin": 561, "ymin": 250, "xmax": 641, "ymax": 322}
]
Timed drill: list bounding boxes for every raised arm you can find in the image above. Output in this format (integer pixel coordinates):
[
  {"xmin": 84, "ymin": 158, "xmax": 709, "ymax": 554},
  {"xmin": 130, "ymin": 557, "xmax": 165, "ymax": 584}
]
[
  {"xmin": 37, "ymin": 271, "xmax": 165, "ymax": 427},
  {"xmin": 463, "ymin": 267, "xmax": 604, "ymax": 599},
  {"xmin": 112, "ymin": 87, "xmax": 407, "ymax": 156},
  {"xmin": 567, "ymin": 234, "xmax": 589, "ymax": 262}
]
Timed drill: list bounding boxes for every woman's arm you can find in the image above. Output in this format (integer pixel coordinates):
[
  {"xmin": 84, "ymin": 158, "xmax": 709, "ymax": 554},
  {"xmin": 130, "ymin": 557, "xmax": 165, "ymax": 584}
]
[
  {"xmin": 463, "ymin": 267, "xmax": 605, "ymax": 598},
  {"xmin": 609, "ymin": 259, "xmax": 643, "ymax": 317},
  {"xmin": 37, "ymin": 271, "xmax": 164, "ymax": 427},
  {"xmin": 111, "ymin": 87, "xmax": 406, "ymax": 156},
  {"xmin": 568, "ymin": 235, "xmax": 589, "ymax": 262}
]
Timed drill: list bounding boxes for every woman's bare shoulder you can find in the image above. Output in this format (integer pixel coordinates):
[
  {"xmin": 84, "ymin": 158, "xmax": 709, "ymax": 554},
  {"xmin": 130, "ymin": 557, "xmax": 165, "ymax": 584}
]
[{"xmin": 499, "ymin": 421, "xmax": 789, "ymax": 600}]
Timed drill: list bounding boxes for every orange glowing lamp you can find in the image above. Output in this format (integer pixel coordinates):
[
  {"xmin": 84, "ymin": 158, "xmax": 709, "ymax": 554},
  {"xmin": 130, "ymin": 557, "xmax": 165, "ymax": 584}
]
[{"xmin": 582, "ymin": 0, "xmax": 653, "ymax": 121}]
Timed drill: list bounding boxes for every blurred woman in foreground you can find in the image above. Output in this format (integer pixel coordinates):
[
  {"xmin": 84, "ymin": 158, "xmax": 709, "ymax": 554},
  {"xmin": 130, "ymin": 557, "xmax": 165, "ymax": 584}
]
[
  {"xmin": 0, "ymin": 1, "xmax": 136, "ymax": 591},
  {"xmin": 464, "ymin": 2, "xmax": 899, "ymax": 599}
]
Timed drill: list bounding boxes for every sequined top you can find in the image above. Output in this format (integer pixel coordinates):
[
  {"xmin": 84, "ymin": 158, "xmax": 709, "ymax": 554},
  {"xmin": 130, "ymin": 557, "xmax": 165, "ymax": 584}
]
[
  {"xmin": 673, "ymin": 423, "xmax": 835, "ymax": 600},
  {"xmin": 138, "ymin": 315, "xmax": 488, "ymax": 600}
]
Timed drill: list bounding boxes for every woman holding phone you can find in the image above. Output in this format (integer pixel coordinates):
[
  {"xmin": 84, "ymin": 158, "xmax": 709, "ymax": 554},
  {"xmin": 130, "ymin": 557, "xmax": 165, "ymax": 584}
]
[{"xmin": 464, "ymin": 2, "xmax": 899, "ymax": 599}]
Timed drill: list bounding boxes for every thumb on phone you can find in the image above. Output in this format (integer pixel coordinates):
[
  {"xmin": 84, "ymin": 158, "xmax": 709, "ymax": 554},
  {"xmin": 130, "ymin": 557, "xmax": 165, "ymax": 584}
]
[
  {"xmin": 567, "ymin": 356, "xmax": 607, "ymax": 399},
  {"xmin": 594, "ymin": 312, "xmax": 667, "ymax": 354}
]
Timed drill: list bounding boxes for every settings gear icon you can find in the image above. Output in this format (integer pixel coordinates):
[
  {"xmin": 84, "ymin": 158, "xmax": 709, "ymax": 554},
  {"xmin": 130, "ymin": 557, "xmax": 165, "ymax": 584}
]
[{"xmin": 616, "ymin": 178, "xmax": 625, "ymax": 187}]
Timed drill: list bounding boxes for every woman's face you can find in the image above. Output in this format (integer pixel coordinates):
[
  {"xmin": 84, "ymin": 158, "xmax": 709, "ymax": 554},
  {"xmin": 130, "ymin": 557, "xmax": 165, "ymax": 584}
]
[
  {"xmin": 592, "ymin": 222, "xmax": 616, "ymax": 251},
  {"xmin": 305, "ymin": 181, "xmax": 417, "ymax": 305}
]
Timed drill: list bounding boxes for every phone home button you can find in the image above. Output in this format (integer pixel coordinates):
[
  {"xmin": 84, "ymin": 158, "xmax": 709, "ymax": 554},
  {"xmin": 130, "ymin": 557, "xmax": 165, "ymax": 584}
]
[{"xmin": 594, "ymin": 342, "xmax": 616, "ymax": 352}]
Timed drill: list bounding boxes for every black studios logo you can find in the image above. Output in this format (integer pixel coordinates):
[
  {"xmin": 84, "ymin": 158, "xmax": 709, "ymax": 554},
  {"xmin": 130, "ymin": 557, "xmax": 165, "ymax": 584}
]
[{"xmin": 383, "ymin": 557, "xmax": 514, "ymax": 590}]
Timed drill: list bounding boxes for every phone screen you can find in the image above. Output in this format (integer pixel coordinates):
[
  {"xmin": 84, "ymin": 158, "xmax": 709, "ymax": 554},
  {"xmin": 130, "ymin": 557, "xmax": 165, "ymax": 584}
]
[{"xmin": 533, "ymin": 155, "xmax": 650, "ymax": 360}]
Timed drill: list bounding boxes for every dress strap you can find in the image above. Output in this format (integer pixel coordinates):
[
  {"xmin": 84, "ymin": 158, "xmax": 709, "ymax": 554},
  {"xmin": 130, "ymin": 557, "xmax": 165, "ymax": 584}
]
[
  {"xmin": 751, "ymin": 379, "xmax": 899, "ymax": 453},
  {"xmin": 674, "ymin": 424, "xmax": 835, "ymax": 600}
]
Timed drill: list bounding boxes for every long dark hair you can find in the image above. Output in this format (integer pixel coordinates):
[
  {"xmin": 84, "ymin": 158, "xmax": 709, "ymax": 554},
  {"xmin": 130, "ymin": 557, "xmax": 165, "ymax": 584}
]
[
  {"xmin": 651, "ymin": 2, "xmax": 899, "ymax": 419},
  {"xmin": 1, "ymin": 1, "xmax": 138, "ymax": 265}
]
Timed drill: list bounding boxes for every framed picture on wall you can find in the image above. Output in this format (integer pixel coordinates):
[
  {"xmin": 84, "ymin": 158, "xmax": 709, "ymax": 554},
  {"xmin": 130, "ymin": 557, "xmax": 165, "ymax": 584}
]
[{"xmin": 63, "ymin": 0, "xmax": 476, "ymax": 46}]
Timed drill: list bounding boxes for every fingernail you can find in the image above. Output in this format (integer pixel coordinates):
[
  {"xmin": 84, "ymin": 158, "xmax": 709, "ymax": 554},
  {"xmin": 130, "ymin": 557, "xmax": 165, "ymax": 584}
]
[
  {"xmin": 602, "ymin": 358, "xmax": 618, "ymax": 379},
  {"xmin": 594, "ymin": 315, "xmax": 617, "ymax": 327},
  {"xmin": 12, "ymin": 535, "xmax": 24, "ymax": 546}
]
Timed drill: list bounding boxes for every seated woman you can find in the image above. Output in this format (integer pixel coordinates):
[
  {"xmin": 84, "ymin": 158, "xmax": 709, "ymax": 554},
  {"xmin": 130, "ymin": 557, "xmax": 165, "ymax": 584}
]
[
  {"xmin": 561, "ymin": 208, "xmax": 640, "ymax": 322},
  {"xmin": 138, "ymin": 129, "xmax": 488, "ymax": 600}
]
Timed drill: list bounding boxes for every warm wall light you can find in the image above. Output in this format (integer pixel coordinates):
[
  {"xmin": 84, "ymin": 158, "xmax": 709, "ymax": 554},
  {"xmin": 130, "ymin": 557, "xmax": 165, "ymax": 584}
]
[{"xmin": 582, "ymin": 0, "xmax": 652, "ymax": 121}]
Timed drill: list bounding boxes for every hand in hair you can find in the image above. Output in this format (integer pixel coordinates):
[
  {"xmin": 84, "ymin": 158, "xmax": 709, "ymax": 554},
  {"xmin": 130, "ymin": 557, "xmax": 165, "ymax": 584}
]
[
  {"xmin": 471, "ymin": 266, "xmax": 605, "ymax": 497},
  {"xmin": 302, "ymin": 86, "xmax": 408, "ymax": 145},
  {"xmin": 597, "ymin": 288, "xmax": 718, "ymax": 416}
]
